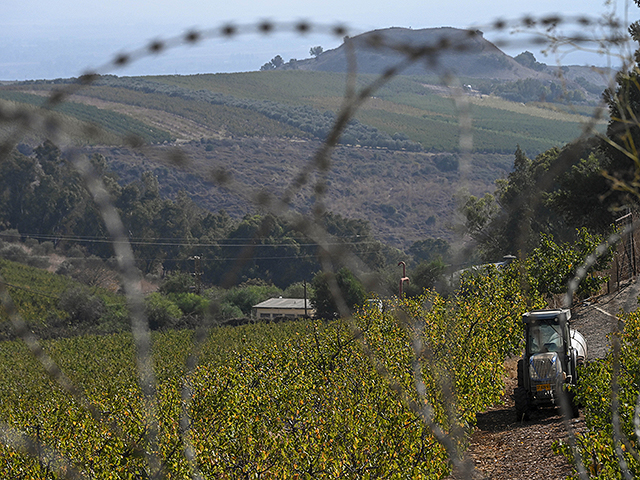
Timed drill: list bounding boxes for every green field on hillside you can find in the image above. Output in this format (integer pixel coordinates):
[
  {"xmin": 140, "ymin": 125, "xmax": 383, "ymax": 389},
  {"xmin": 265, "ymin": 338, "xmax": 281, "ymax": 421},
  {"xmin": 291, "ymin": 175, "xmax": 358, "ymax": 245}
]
[
  {"xmin": 1, "ymin": 70, "xmax": 607, "ymax": 153},
  {"xmin": 77, "ymin": 86, "xmax": 310, "ymax": 139},
  {"xmin": 0, "ymin": 259, "xmax": 127, "ymax": 328},
  {"xmin": 0, "ymin": 91, "xmax": 174, "ymax": 144},
  {"xmin": 149, "ymin": 71, "xmax": 605, "ymax": 153}
]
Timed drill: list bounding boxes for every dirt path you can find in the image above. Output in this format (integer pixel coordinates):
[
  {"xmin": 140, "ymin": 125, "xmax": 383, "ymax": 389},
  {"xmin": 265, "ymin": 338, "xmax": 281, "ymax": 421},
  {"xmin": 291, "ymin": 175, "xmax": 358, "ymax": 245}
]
[
  {"xmin": 448, "ymin": 280, "xmax": 640, "ymax": 479},
  {"xmin": 451, "ymin": 367, "xmax": 584, "ymax": 479}
]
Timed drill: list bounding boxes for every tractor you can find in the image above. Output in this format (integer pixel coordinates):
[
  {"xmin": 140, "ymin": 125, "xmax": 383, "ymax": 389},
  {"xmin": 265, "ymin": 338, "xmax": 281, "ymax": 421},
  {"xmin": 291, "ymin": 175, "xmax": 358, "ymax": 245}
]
[{"xmin": 514, "ymin": 309, "xmax": 587, "ymax": 420}]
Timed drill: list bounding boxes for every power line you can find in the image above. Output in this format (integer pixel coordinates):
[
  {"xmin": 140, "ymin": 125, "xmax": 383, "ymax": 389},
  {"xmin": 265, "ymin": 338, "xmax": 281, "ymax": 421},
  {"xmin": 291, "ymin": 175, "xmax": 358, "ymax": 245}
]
[{"xmin": 1, "ymin": 232, "xmax": 378, "ymax": 248}]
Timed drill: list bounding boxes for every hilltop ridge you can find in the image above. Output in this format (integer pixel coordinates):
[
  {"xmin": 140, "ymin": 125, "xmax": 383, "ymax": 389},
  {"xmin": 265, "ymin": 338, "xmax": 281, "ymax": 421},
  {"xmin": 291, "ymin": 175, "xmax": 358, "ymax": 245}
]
[{"xmin": 282, "ymin": 27, "xmax": 606, "ymax": 83}]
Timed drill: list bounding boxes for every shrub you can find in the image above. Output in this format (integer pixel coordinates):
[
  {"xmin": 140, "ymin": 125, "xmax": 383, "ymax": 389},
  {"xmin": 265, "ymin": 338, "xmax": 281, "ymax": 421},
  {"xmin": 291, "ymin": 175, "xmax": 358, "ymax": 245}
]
[
  {"xmin": 311, "ymin": 267, "xmax": 367, "ymax": 319},
  {"xmin": 30, "ymin": 241, "xmax": 55, "ymax": 256},
  {"xmin": 144, "ymin": 292, "xmax": 182, "ymax": 330},
  {"xmin": 24, "ymin": 238, "xmax": 39, "ymax": 249},
  {"xmin": 217, "ymin": 301, "xmax": 243, "ymax": 320},
  {"xmin": 58, "ymin": 287, "xmax": 105, "ymax": 325},
  {"xmin": 168, "ymin": 292, "xmax": 210, "ymax": 316},
  {"xmin": 0, "ymin": 229, "xmax": 20, "ymax": 243},
  {"xmin": 159, "ymin": 272, "xmax": 194, "ymax": 294},
  {"xmin": 222, "ymin": 283, "xmax": 283, "ymax": 315},
  {"xmin": 0, "ymin": 244, "xmax": 29, "ymax": 264}
]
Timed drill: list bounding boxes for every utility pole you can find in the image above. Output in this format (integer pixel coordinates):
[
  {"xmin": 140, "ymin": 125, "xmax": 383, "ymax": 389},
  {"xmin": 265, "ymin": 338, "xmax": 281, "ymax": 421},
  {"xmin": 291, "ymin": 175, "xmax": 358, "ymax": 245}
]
[
  {"xmin": 191, "ymin": 256, "xmax": 202, "ymax": 294},
  {"xmin": 303, "ymin": 279, "xmax": 308, "ymax": 318}
]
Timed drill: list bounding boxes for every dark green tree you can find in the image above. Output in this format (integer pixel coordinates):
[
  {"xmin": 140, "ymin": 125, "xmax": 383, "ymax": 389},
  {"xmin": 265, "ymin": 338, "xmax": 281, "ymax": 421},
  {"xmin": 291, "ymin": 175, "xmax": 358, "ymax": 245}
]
[
  {"xmin": 159, "ymin": 272, "xmax": 194, "ymax": 294},
  {"xmin": 403, "ymin": 259, "xmax": 447, "ymax": 297},
  {"xmin": 460, "ymin": 142, "xmax": 612, "ymax": 261},
  {"xmin": 408, "ymin": 238, "xmax": 450, "ymax": 265},
  {"xmin": 600, "ymin": 17, "xmax": 640, "ymax": 208},
  {"xmin": 260, "ymin": 55, "xmax": 285, "ymax": 71},
  {"xmin": 311, "ymin": 267, "xmax": 367, "ymax": 319},
  {"xmin": 0, "ymin": 150, "xmax": 37, "ymax": 229},
  {"xmin": 513, "ymin": 51, "xmax": 546, "ymax": 71},
  {"xmin": 321, "ymin": 212, "xmax": 385, "ymax": 271},
  {"xmin": 58, "ymin": 287, "xmax": 105, "ymax": 325},
  {"xmin": 222, "ymin": 281, "xmax": 283, "ymax": 316},
  {"xmin": 309, "ymin": 46, "xmax": 323, "ymax": 57}
]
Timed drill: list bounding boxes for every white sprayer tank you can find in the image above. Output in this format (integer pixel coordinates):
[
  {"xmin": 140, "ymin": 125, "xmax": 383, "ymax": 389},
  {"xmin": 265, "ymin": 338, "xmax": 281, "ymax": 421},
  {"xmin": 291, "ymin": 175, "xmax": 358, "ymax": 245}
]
[{"xmin": 570, "ymin": 328, "xmax": 588, "ymax": 363}]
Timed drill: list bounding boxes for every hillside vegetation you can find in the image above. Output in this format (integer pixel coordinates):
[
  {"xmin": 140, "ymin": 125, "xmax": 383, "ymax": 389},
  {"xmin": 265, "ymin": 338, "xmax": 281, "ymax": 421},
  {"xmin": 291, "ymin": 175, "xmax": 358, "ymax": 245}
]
[
  {"xmin": 2, "ymin": 48, "xmax": 607, "ymax": 155},
  {"xmin": 0, "ymin": 55, "xmax": 608, "ymax": 247}
]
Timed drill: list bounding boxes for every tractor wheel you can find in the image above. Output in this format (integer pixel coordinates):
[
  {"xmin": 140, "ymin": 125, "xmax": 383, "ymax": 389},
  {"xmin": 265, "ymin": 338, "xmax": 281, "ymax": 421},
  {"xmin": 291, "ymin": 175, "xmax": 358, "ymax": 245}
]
[
  {"xmin": 517, "ymin": 359, "xmax": 525, "ymax": 387},
  {"xmin": 514, "ymin": 386, "xmax": 530, "ymax": 421}
]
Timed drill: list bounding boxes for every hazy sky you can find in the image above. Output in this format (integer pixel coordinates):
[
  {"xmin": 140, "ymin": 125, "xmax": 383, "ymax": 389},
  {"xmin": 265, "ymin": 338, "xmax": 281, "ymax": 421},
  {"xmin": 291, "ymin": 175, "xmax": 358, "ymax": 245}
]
[{"xmin": 0, "ymin": 0, "xmax": 634, "ymax": 80}]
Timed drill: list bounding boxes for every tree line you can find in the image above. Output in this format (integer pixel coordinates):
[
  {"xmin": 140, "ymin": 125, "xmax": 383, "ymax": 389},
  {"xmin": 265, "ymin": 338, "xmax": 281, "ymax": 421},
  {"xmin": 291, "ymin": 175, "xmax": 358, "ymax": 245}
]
[{"xmin": 1, "ymin": 142, "xmax": 400, "ymax": 286}]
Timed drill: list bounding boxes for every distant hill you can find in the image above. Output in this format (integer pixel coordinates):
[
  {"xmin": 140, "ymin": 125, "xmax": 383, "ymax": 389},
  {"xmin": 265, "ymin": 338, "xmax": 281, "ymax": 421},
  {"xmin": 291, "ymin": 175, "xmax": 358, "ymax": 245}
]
[
  {"xmin": 280, "ymin": 27, "xmax": 614, "ymax": 102},
  {"xmin": 294, "ymin": 27, "xmax": 548, "ymax": 80}
]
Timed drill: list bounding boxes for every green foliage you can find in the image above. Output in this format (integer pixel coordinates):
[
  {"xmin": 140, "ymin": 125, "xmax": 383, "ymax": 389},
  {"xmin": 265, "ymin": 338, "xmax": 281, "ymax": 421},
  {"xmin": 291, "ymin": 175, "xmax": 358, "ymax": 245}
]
[
  {"xmin": 459, "ymin": 192, "xmax": 501, "ymax": 259},
  {"xmin": 321, "ymin": 212, "xmax": 386, "ymax": 271},
  {"xmin": 460, "ymin": 140, "xmax": 618, "ymax": 261},
  {"xmin": 408, "ymin": 238, "xmax": 451, "ymax": 265},
  {"xmin": 555, "ymin": 311, "xmax": 640, "ymax": 478},
  {"xmin": 260, "ymin": 55, "xmax": 284, "ymax": 71},
  {"xmin": 219, "ymin": 282, "xmax": 283, "ymax": 316},
  {"xmin": 433, "ymin": 154, "xmax": 459, "ymax": 172},
  {"xmin": 166, "ymin": 292, "xmax": 210, "ymax": 317},
  {"xmin": 0, "ymin": 144, "xmax": 395, "ymax": 289},
  {"xmin": 283, "ymin": 281, "xmax": 314, "ymax": 299},
  {"xmin": 490, "ymin": 78, "xmax": 586, "ymax": 104},
  {"xmin": 513, "ymin": 51, "xmax": 547, "ymax": 71},
  {"xmin": 527, "ymin": 228, "xmax": 613, "ymax": 298},
  {"xmin": 311, "ymin": 267, "xmax": 367, "ymax": 319},
  {"xmin": 553, "ymin": 17, "xmax": 640, "ymax": 476},
  {"xmin": 159, "ymin": 272, "xmax": 194, "ymax": 294},
  {"xmin": 144, "ymin": 292, "xmax": 182, "ymax": 330},
  {"xmin": 58, "ymin": 287, "xmax": 105, "ymax": 325},
  {"xmin": 216, "ymin": 301, "xmax": 244, "ymax": 320},
  {"xmin": 0, "ymin": 260, "xmax": 543, "ymax": 477},
  {"xmin": 309, "ymin": 46, "xmax": 324, "ymax": 57},
  {"xmin": 545, "ymin": 140, "xmax": 618, "ymax": 235},
  {"xmin": 0, "ymin": 258, "xmax": 128, "ymax": 337},
  {"xmin": 0, "ymin": 260, "xmax": 69, "ymax": 326},
  {"xmin": 407, "ymin": 258, "xmax": 447, "ymax": 295},
  {"xmin": 260, "ymin": 55, "xmax": 285, "ymax": 71}
]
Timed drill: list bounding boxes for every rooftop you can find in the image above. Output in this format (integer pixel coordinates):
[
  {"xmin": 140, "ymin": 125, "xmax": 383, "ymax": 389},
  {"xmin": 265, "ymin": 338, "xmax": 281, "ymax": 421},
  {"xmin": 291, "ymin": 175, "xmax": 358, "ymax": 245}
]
[{"xmin": 252, "ymin": 297, "xmax": 313, "ymax": 309}]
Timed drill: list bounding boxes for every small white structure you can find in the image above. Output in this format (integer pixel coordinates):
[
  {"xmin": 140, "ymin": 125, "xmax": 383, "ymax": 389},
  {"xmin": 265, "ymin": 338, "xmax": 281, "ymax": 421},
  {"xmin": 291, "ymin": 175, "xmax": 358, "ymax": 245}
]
[{"xmin": 252, "ymin": 297, "xmax": 314, "ymax": 320}]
